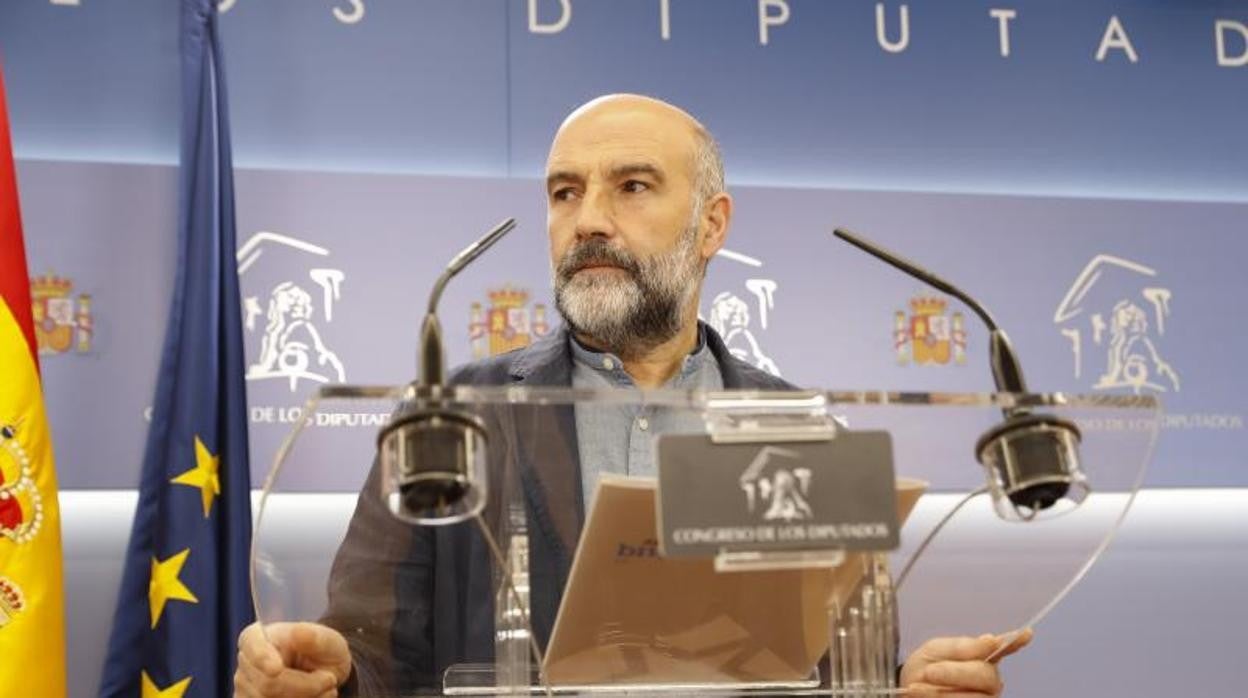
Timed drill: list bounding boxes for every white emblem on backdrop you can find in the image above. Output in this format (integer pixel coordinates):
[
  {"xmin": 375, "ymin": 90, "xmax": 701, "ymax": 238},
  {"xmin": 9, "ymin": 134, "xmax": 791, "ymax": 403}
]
[
  {"xmin": 238, "ymin": 232, "xmax": 347, "ymax": 392},
  {"xmin": 739, "ymin": 445, "xmax": 813, "ymax": 522},
  {"xmin": 706, "ymin": 248, "xmax": 781, "ymax": 376},
  {"xmin": 1054, "ymin": 254, "xmax": 1179, "ymax": 394}
]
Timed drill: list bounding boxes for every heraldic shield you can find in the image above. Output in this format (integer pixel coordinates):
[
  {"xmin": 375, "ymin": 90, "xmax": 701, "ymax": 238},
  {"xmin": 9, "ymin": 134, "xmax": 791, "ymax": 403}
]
[{"xmin": 250, "ymin": 384, "xmax": 1158, "ymax": 695}]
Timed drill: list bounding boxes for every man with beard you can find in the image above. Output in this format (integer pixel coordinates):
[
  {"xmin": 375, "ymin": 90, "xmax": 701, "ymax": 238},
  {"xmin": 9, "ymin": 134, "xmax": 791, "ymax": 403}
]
[{"xmin": 234, "ymin": 95, "xmax": 1030, "ymax": 697}]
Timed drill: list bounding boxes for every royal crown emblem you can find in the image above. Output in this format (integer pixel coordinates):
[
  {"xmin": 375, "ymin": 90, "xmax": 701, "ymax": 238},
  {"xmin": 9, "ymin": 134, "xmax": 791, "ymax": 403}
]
[
  {"xmin": 0, "ymin": 577, "xmax": 24, "ymax": 629},
  {"xmin": 0, "ymin": 422, "xmax": 43, "ymax": 546},
  {"xmin": 469, "ymin": 286, "xmax": 551, "ymax": 358},
  {"xmin": 895, "ymin": 293, "xmax": 967, "ymax": 366},
  {"xmin": 30, "ymin": 273, "xmax": 92, "ymax": 355}
]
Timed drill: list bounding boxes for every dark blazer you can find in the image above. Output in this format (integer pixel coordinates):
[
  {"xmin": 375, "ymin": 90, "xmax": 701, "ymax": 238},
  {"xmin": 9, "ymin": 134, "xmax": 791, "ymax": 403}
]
[{"xmin": 327, "ymin": 325, "xmax": 793, "ymax": 695}]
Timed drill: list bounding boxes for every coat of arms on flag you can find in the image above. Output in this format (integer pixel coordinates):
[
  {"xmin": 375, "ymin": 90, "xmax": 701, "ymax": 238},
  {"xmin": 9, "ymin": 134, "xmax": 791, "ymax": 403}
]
[{"xmin": 0, "ymin": 54, "xmax": 68, "ymax": 698}]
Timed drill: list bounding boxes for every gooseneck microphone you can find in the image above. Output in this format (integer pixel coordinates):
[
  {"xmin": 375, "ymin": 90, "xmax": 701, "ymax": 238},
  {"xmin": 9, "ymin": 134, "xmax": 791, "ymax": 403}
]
[
  {"xmin": 378, "ymin": 218, "xmax": 517, "ymax": 525},
  {"xmin": 420, "ymin": 218, "xmax": 518, "ymax": 387},
  {"xmin": 832, "ymin": 228, "xmax": 1087, "ymax": 520},
  {"xmin": 832, "ymin": 229, "xmax": 1026, "ymax": 394}
]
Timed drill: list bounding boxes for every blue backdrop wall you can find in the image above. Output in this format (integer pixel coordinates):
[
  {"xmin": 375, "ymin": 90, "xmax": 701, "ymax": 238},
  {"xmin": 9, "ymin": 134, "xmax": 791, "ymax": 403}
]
[
  {"xmin": 3, "ymin": 0, "xmax": 1244, "ymax": 490},
  {"xmin": 1, "ymin": 2, "xmax": 1246, "ymax": 696}
]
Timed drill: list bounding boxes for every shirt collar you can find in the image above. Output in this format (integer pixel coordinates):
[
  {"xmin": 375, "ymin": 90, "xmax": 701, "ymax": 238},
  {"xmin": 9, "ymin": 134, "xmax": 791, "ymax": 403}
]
[{"xmin": 569, "ymin": 324, "xmax": 712, "ymax": 385}]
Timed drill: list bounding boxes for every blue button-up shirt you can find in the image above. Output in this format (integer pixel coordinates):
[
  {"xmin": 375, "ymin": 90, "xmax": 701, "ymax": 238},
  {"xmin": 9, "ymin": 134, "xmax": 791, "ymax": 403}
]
[{"xmin": 569, "ymin": 326, "xmax": 725, "ymax": 509}]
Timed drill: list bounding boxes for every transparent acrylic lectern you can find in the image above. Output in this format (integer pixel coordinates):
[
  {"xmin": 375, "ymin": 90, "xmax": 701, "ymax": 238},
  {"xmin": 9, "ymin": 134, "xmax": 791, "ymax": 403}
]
[{"xmin": 250, "ymin": 385, "xmax": 1158, "ymax": 696}]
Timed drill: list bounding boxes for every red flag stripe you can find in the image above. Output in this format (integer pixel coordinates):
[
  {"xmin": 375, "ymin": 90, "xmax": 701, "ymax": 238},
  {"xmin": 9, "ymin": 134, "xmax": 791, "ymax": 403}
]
[{"xmin": 0, "ymin": 59, "xmax": 39, "ymax": 368}]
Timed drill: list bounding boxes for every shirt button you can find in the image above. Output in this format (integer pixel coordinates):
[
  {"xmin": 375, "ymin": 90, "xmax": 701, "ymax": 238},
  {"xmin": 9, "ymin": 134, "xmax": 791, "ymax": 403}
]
[
  {"xmin": 637, "ymin": 417, "xmax": 649, "ymax": 431},
  {"xmin": 603, "ymin": 357, "xmax": 616, "ymax": 371}
]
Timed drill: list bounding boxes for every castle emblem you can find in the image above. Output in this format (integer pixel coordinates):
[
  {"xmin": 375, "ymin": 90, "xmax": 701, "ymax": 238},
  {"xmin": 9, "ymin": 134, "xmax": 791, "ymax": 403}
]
[
  {"xmin": 0, "ymin": 577, "xmax": 24, "ymax": 629},
  {"xmin": 895, "ymin": 293, "xmax": 967, "ymax": 366},
  {"xmin": 30, "ymin": 274, "xmax": 92, "ymax": 355},
  {"xmin": 469, "ymin": 287, "xmax": 551, "ymax": 359}
]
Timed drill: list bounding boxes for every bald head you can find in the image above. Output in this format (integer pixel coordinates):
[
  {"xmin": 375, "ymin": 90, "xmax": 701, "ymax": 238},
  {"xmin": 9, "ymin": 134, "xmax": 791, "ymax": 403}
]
[
  {"xmin": 559, "ymin": 93, "xmax": 696, "ymax": 128},
  {"xmin": 549, "ymin": 94, "xmax": 725, "ymax": 203}
]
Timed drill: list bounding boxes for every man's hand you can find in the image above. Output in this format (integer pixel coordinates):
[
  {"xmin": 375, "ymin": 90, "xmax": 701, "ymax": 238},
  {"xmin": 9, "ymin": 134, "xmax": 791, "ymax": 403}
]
[
  {"xmin": 234, "ymin": 621, "xmax": 352, "ymax": 698},
  {"xmin": 899, "ymin": 628, "xmax": 1033, "ymax": 697}
]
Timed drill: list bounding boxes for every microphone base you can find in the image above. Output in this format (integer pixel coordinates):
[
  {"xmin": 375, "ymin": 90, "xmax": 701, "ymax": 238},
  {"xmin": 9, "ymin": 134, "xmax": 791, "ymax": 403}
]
[
  {"xmin": 976, "ymin": 413, "xmax": 1086, "ymax": 521},
  {"xmin": 378, "ymin": 406, "xmax": 488, "ymax": 526}
]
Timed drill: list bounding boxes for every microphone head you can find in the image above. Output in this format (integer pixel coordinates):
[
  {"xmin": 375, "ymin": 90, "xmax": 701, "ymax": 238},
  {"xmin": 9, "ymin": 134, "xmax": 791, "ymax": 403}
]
[
  {"xmin": 975, "ymin": 413, "xmax": 1087, "ymax": 521},
  {"xmin": 385, "ymin": 219, "xmax": 515, "ymax": 526},
  {"xmin": 377, "ymin": 393, "xmax": 488, "ymax": 525}
]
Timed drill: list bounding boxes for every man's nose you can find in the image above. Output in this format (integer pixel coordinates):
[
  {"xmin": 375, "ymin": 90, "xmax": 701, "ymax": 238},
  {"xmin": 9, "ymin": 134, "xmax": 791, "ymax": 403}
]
[{"xmin": 573, "ymin": 186, "xmax": 616, "ymax": 241}]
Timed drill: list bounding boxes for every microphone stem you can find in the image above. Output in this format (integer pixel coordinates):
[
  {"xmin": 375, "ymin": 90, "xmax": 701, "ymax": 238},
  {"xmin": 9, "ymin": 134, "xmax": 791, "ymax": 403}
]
[
  {"xmin": 419, "ymin": 217, "xmax": 517, "ymax": 385},
  {"xmin": 832, "ymin": 228, "xmax": 1001, "ymax": 332},
  {"xmin": 427, "ymin": 272, "xmax": 452, "ymax": 316},
  {"xmin": 832, "ymin": 227, "xmax": 1027, "ymax": 393},
  {"xmin": 426, "ymin": 217, "xmax": 517, "ymax": 316}
]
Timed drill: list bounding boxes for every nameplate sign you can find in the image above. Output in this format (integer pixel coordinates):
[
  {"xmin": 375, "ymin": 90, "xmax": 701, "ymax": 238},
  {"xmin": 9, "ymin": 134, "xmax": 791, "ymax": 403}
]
[{"xmin": 655, "ymin": 431, "xmax": 899, "ymax": 558}]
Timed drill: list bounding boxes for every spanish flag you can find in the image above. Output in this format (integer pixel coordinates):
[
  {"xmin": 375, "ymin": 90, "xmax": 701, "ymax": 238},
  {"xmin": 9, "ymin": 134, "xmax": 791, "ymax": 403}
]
[{"xmin": 0, "ymin": 61, "xmax": 68, "ymax": 697}]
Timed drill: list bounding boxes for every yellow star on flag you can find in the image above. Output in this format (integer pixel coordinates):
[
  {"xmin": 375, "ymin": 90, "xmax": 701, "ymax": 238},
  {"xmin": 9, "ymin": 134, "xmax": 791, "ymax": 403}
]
[
  {"xmin": 148, "ymin": 548, "xmax": 198, "ymax": 629},
  {"xmin": 140, "ymin": 671, "xmax": 192, "ymax": 698},
  {"xmin": 170, "ymin": 435, "xmax": 220, "ymax": 518}
]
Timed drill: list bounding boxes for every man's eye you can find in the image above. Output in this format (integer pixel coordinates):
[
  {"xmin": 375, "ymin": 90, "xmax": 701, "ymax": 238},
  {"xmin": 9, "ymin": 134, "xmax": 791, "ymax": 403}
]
[
  {"xmin": 552, "ymin": 187, "xmax": 578, "ymax": 202},
  {"xmin": 621, "ymin": 180, "xmax": 650, "ymax": 194}
]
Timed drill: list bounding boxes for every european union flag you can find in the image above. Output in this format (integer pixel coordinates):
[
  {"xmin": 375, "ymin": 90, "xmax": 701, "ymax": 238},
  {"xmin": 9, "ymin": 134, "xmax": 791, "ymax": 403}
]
[{"xmin": 98, "ymin": 2, "xmax": 253, "ymax": 696}]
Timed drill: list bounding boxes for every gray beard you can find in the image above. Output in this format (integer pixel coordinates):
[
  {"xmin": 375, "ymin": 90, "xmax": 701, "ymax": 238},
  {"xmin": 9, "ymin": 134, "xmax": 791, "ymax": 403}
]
[{"xmin": 553, "ymin": 225, "xmax": 702, "ymax": 359}]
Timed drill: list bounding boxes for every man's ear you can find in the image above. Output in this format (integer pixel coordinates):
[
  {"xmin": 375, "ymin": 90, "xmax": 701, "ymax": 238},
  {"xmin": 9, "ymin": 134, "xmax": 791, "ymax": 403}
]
[{"xmin": 700, "ymin": 192, "xmax": 733, "ymax": 260}]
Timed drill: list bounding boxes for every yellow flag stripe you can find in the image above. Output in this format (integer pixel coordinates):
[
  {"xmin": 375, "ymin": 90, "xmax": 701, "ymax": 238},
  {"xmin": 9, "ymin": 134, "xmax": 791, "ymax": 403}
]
[{"xmin": 0, "ymin": 296, "xmax": 67, "ymax": 697}]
